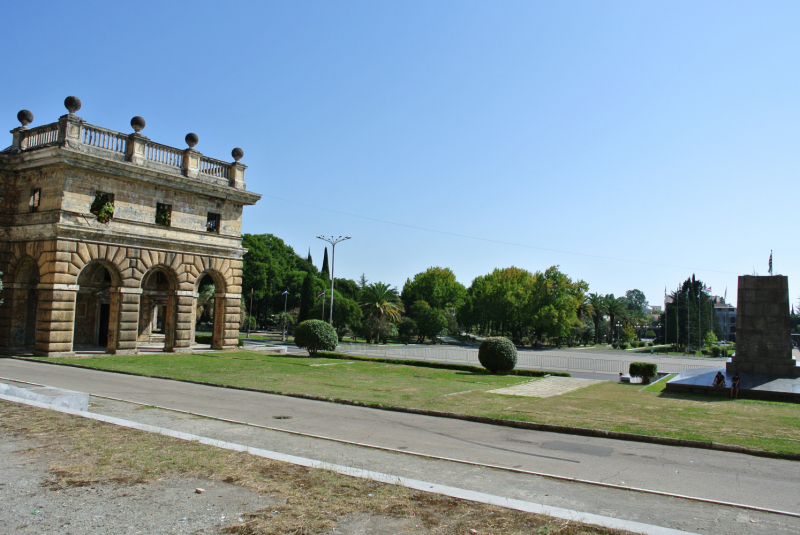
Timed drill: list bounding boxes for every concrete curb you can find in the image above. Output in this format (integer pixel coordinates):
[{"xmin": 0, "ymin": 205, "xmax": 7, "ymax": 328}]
[{"xmin": 10, "ymin": 356, "xmax": 800, "ymax": 462}]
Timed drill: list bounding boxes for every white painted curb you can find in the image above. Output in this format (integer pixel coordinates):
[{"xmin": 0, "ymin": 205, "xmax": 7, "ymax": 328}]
[{"xmin": 0, "ymin": 393, "xmax": 694, "ymax": 535}]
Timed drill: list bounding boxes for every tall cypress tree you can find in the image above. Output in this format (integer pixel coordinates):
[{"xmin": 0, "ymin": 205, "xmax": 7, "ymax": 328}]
[
  {"xmin": 307, "ymin": 248, "xmax": 313, "ymax": 266},
  {"xmin": 298, "ymin": 272, "xmax": 316, "ymax": 322},
  {"xmin": 321, "ymin": 247, "xmax": 330, "ymax": 282}
]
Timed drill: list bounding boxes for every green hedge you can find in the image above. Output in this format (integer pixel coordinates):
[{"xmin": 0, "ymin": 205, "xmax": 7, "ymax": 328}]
[
  {"xmin": 294, "ymin": 320, "xmax": 338, "ymax": 356},
  {"xmin": 478, "ymin": 337, "xmax": 518, "ymax": 374},
  {"xmin": 316, "ymin": 351, "xmax": 569, "ymax": 377},
  {"xmin": 195, "ymin": 334, "xmax": 212, "ymax": 344},
  {"xmin": 629, "ymin": 362, "xmax": 658, "ymax": 381}
]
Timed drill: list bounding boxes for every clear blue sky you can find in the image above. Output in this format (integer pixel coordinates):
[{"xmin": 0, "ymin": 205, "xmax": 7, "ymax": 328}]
[{"xmin": 3, "ymin": 1, "xmax": 798, "ymax": 308}]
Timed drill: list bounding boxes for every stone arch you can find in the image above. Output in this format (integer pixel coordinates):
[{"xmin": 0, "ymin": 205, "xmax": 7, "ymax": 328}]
[
  {"xmin": 70, "ymin": 243, "xmax": 127, "ymax": 286},
  {"xmin": 193, "ymin": 269, "xmax": 228, "ymax": 350},
  {"xmin": 7, "ymin": 256, "xmax": 40, "ymax": 350},
  {"xmin": 138, "ymin": 264, "xmax": 179, "ymax": 352},
  {"xmin": 73, "ymin": 259, "xmax": 122, "ymax": 352}
]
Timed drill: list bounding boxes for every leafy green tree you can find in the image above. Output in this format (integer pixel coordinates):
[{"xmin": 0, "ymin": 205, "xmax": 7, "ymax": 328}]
[
  {"xmin": 410, "ymin": 301, "xmax": 448, "ymax": 344},
  {"xmin": 703, "ymin": 331, "xmax": 717, "ymax": 348},
  {"xmin": 333, "ymin": 278, "xmax": 360, "ymax": 301},
  {"xmin": 359, "ymin": 282, "xmax": 404, "ymax": 323},
  {"xmin": 625, "ymin": 289, "xmax": 648, "ymax": 312},
  {"xmin": 661, "ymin": 275, "xmax": 719, "ymax": 348},
  {"xmin": 402, "ymin": 267, "xmax": 466, "ymax": 312},
  {"xmin": 621, "ymin": 323, "xmax": 636, "ymax": 343},
  {"xmin": 398, "ymin": 317, "xmax": 417, "ymax": 344},
  {"xmin": 526, "ymin": 266, "xmax": 587, "ymax": 343}
]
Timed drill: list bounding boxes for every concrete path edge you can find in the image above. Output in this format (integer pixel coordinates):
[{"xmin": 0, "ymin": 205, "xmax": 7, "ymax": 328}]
[
  {"xmin": 0, "ymin": 392, "xmax": 694, "ymax": 535},
  {"xmin": 9, "ymin": 356, "xmax": 800, "ymax": 462}
]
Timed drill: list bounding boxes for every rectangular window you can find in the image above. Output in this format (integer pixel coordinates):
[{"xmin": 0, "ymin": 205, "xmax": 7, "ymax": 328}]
[
  {"xmin": 155, "ymin": 203, "xmax": 172, "ymax": 227},
  {"xmin": 206, "ymin": 212, "xmax": 220, "ymax": 233},
  {"xmin": 29, "ymin": 188, "xmax": 41, "ymax": 212},
  {"xmin": 90, "ymin": 192, "xmax": 114, "ymax": 222}
]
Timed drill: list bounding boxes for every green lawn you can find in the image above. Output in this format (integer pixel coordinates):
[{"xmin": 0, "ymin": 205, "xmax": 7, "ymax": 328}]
[{"xmin": 30, "ymin": 352, "xmax": 800, "ymax": 455}]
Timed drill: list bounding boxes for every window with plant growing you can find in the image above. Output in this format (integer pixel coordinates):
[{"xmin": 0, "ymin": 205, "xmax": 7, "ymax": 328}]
[
  {"xmin": 155, "ymin": 203, "xmax": 172, "ymax": 227},
  {"xmin": 206, "ymin": 212, "xmax": 220, "ymax": 233},
  {"xmin": 29, "ymin": 188, "xmax": 41, "ymax": 213},
  {"xmin": 90, "ymin": 192, "xmax": 115, "ymax": 223}
]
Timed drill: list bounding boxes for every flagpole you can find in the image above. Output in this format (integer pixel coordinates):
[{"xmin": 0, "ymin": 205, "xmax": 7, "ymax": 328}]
[{"xmin": 247, "ymin": 288, "xmax": 253, "ymax": 339}]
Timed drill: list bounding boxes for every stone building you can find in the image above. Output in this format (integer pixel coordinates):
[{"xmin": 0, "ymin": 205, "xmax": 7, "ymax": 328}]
[{"xmin": 0, "ymin": 97, "xmax": 261, "ymax": 356}]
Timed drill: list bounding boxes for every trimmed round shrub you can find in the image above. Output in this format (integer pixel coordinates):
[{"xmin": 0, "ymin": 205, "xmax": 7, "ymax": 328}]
[
  {"xmin": 619, "ymin": 342, "xmax": 629, "ymax": 350},
  {"xmin": 612, "ymin": 342, "xmax": 619, "ymax": 349},
  {"xmin": 294, "ymin": 319, "xmax": 338, "ymax": 356},
  {"xmin": 629, "ymin": 362, "xmax": 658, "ymax": 383},
  {"xmin": 478, "ymin": 337, "xmax": 517, "ymax": 374}
]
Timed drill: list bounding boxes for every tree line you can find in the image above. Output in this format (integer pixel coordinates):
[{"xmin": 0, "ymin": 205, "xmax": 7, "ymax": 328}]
[{"xmin": 242, "ymin": 233, "xmax": 708, "ymax": 346}]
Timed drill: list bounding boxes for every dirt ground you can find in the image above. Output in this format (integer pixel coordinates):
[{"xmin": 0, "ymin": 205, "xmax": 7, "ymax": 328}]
[{"xmin": 0, "ymin": 399, "xmax": 631, "ymax": 534}]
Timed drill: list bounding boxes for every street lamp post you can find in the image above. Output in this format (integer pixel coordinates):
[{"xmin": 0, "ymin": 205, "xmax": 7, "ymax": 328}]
[
  {"xmin": 615, "ymin": 321, "xmax": 621, "ymax": 344},
  {"xmin": 316, "ymin": 235, "xmax": 351, "ymax": 324}
]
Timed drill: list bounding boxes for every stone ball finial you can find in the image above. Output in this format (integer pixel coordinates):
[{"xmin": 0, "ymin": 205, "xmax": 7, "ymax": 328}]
[
  {"xmin": 17, "ymin": 110, "xmax": 33, "ymax": 127},
  {"xmin": 64, "ymin": 96, "xmax": 82, "ymax": 114},
  {"xmin": 232, "ymin": 147, "xmax": 244, "ymax": 162},
  {"xmin": 130, "ymin": 116, "xmax": 146, "ymax": 133},
  {"xmin": 185, "ymin": 133, "xmax": 199, "ymax": 148}
]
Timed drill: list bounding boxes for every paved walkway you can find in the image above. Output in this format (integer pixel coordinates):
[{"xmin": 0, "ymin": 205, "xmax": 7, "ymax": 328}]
[
  {"xmin": 2, "ymin": 358, "xmax": 800, "ymax": 534},
  {"xmin": 488, "ymin": 376, "xmax": 605, "ymax": 398}
]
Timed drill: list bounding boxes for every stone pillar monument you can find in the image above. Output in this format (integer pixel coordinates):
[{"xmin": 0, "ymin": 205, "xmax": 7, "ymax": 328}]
[{"xmin": 727, "ymin": 275, "xmax": 800, "ymax": 376}]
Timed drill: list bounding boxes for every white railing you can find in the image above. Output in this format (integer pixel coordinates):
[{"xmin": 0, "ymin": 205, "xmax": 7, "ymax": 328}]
[
  {"xmin": 21, "ymin": 123, "xmax": 59, "ymax": 150},
  {"xmin": 144, "ymin": 141, "xmax": 183, "ymax": 167},
  {"xmin": 199, "ymin": 156, "xmax": 230, "ymax": 178},
  {"xmin": 81, "ymin": 124, "xmax": 127, "ymax": 153},
  {"xmin": 333, "ymin": 344, "xmax": 719, "ymax": 374}
]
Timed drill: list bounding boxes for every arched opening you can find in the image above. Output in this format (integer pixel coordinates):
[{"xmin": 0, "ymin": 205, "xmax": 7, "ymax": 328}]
[
  {"xmin": 138, "ymin": 267, "xmax": 177, "ymax": 352},
  {"xmin": 9, "ymin": 258, "xmax": 40, "ymax": 351},
  {"xmin": 74, "ymin": 262, "xmax": 118, "ymax": 352},
  {"xmin": 194, "ymin": 272, "xmax": 225, "ymax": 349}
]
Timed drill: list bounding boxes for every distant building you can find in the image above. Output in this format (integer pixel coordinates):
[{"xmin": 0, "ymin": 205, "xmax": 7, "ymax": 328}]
[{"xmin": 711, "ymin": 296, "xmax": 736, "ymax": 341}]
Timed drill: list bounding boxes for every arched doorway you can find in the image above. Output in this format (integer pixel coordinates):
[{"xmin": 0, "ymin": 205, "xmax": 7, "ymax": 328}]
[
  {"xmin": 194, "ymin": 272, "xmax": 226, "ymax": 349},
  {"xmin": 74, "ymin": 262, "xmax": 118, "ymax": 352},
  {"xmin": 9, "ymin": 258, "xmax": 40, "ymax": 351},
  {"xmin": 138, "ymin": 267, "xmax": 177, "ymax": 352}
]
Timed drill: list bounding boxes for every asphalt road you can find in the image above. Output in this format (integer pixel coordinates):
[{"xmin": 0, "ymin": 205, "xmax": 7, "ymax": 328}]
[{"xmin": 2, "ymin": 358, "xmax": 799, "ymax": 534}]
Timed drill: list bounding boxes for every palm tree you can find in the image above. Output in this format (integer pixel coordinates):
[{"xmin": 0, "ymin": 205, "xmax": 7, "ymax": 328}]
[
  {"xmin": 195, "ymin": 283, "xmax": 216, "ymax": 324},
  {"xmin": 605, "ymin": 294, "xmax": 625, "ymax": 344},
  {"xmin": 358, "ymin": 282, "xmax": 404, "ymax": 323},
  {"xmin": 588, "ymin": 293, "xmax": 606, "ymax": 344}
]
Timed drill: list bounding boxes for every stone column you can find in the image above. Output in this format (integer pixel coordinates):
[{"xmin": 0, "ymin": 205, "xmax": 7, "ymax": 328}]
[
  {"xmin": 182, "ymin": 149, "xmax": 201, "ymax": 178},
  {"xmin": 163, "ymin": 292, "xmax": 177, "ymax": 352},
  {"xmin": 211, "ymin": 293, "xmax": 241, "ymax": 350},
  {"xmin": 57, "ymin": 113, "xmax": 83, "ymax": 150},
  {"xmin": 209, "ymin": 293, "xmax": 238, "ymax": 350},
  {"xmin": 173, "ymin": 290, "xmax": 197, "ymax": 352},
  {"xmin": 126, "ymin": 133, "xmax": 149, "ymax": 166},
  {"xmin": 230, "ymin": 162, "xmax": 246, "ymax": 190},
  {"xmin": 34, "ymin": 283, "xmax": 78, "ymax": 357},
  {"xmin": 111, "ymin": 288, "xmax": 141, "ymax": 355},
  {"xmin": 0, "ymin": 282, "xmax": 14, "ymax": 350}
]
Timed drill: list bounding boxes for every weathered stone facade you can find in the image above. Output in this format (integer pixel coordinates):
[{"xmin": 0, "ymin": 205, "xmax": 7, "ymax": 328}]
[
  {"xmin": 726, "ymin": 275, "xmax": 800, "ymax": 376},
  {"xmin": 0, "ymin": 97, "xmax": 261, "ymax": 356}
]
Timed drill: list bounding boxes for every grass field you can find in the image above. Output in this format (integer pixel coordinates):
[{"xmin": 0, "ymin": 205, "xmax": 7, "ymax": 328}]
[
  {"xmin": 31, "ymin": 351, "xmax": 800, "ymax": 455},
  {"xmin": 1, "ymin": 400, "xmax": 627, "ymax": 535}
]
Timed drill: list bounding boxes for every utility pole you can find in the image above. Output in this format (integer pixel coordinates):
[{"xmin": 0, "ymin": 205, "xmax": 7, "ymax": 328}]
[{"xmin": 316, "ymin": 235, "xmax": 351, "ymax": 324}]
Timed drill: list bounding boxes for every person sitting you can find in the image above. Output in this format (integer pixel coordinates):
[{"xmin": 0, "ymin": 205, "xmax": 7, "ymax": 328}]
[
  {"xmin": 712, "ymin": 371, "xmax": 726, "ymax": 387},
  {"xmin": 731, "ymin": 372, "xmax": 740, "ymax": 398}
]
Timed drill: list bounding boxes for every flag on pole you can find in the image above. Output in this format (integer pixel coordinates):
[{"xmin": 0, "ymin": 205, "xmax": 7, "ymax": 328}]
[
  {"xmin": 317, "ymin": 291, "xmax": 325, "ymax": 298},
  {"xmin": 769, "ymin": 251, "xmax": 773, "ymax": 275},
  {"xmin": 724, "ymin": 287, "xmax": 727, "ymax": 303},
  {"xmin": 281, "ymin": 290, "xmax": 288, "ymax": 296},
  {"xmin": 250, "ymin": 288, "xmax": 253, "ymax": 296}
]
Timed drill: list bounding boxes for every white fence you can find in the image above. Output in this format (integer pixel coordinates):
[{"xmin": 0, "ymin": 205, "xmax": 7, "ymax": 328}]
[{"xmin": 334, "ymin": 343, "xmax": 717, "ymax": 375}]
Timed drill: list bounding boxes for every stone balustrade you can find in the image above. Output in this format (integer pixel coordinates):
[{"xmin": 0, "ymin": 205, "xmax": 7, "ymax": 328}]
[{"xmin": 6, "ymin": 96, "xmax": 246, "ymax": 190}]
